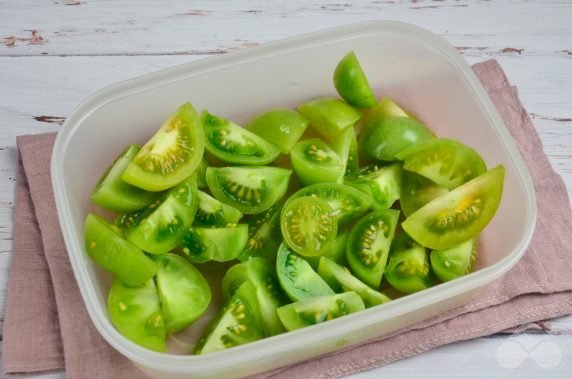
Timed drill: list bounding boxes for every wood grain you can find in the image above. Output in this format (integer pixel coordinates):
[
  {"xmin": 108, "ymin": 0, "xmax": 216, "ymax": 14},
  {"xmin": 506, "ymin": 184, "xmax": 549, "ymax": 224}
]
[{"xmin": 0, "ymin": 0, "xmax": 570, "ymax": 378}]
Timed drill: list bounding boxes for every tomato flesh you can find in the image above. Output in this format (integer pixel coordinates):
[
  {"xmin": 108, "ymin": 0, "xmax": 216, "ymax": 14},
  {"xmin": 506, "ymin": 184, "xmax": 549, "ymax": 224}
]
[
  {"xmin": 298, "ymin": 97, "xmax": 362, "ymax": 141},
  {"xmin": 346, "ymin": 164, "xmax": 402, "ymax": 210},
  {"xmin": 430, "ymin": 238, "xmax": 477, "ymax": 282},
  {"xmin": 179, "ymin": 224, "xmax": 249, "ymax": 263},
  {"xmin": 402, "ymin": 165, "xmax": 505, "ymax": 250},
  {"xmin": 247, "ymin": 109, "xmax": 309, "ymax": 153},
  {"xmin": 291, "ymin": 138, "xmax": 345, "ymax": 186},
  {"xmin": 238, "ymin": 203, "xmax": 283, "ymax": 262},
  {"xmin": 193, "ymin": 190, "xmax": 243, "ymax": 228},
  {"xmin": 400, "ymin": 171, "xmax": 449, "ymax": 217}
]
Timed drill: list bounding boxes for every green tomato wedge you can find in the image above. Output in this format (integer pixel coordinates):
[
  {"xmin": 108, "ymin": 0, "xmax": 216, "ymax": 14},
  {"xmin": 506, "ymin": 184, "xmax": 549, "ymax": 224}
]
[
  {"xmin": 179, "ymin": 224, "xmax": 249, "ymax": 263},
  {"xmin": 194, "ymin": 281, "xmax": 262, "ymax": 354},
  {"xmin": 281, "ymin": 197, "xmax": 338, "ymax": 257},
  {"xmin": 364, "ymin": 97, "xmax": 410, "ymax": 124},
  {"xmin": 396, "ymin": 138, "xmax": 487, "ymax": 190},
  {"xmin": 91, "ymin": 144, "xmax": 160, "ymax": 212},
  {"xmin": 201, "ymin": 111, "xmax": 281, "ymax": 165},
  {"xmin": 346, "ymin": 163, "xmax": 402, "ymax": 210},
  {"xmin": 276, "ymin": 243, "xmax": 335, "ymax": 302},
  {"xmin": 431, "ymin": 238, "xmax": 477, "ymax": 282},
  {"xmin": 277, "ymin": 292, "xmax": 365, "ymax": 332},
  {"xmin": 347, "ymin": 209, "xmax": 400, "ymax": 288},
  {"xmin": 385, "ymin": 234, "xmax": 436, "ymax": 294},
  {"xmin": 153, "ymin": 254, "xmax": 211, "ymax": 333},
  {"xmin": 402, "ymin": 165, "xmax": 505, "ymax": 250},
  {"xmin": 333, "ymin": 51, "xmax": 376, "ymax": 109},
  {"xmin": 290, "ymin": 138, "xmax": 345, "ymax": 185},
  {"xmin": 206, "ymin": 166, "xmax": 291, "ymax": 214},
  {"xmin": 124, "ymin": 175, "xmax": 199, "ymax": 254},
  {"xmin": 238, "ymin": 203, "xmax": 283, "ymax": 262},
  {"xmin": 360, "ymin": 117, "xmax": 434, "ymax": 162},
  {"xmin": 306, "ymin": 231, "xmax": 349, "ymax": 269},
  {"xmin": 193, "ymin": 190, "xmax": 244, "ymax": 228},
  {"xmin": 298, "ymin": 97, "xmax": 362, "ymax": 141},
  {"xmin": 287, "ymin": 183, "xmax": 371, "ymax": 227},
  {"xmin": 122, "ymin": 103, "xmax": 205, "ymax": 192},
  {"xmin": 222, "ymin": 258, "xmax": 286, "ymax": 336},
  {"xmin": 196, "ymin": 156, "xmax": 209, "ymax": 190},
  {"xmin": 84, "ymin": 213, "xmax": 157, "ymax": 287},
  {"xmin": 400, "ymin": 171, "xmax": 449, "ymax": 217},
  {"xmin": 318, "ymin": 257, "xmax": 391, "ymax": 308},
  {"xmin": 246, "ymin": 109, "xmax": 310, "ymax": 153},
  {"xmin": 108, "ymin": 278, "xmax": 166, "ymax": 352},
  {"xmin": 331, "ymin": 127, "xmax": 359, "ymax": 177}
]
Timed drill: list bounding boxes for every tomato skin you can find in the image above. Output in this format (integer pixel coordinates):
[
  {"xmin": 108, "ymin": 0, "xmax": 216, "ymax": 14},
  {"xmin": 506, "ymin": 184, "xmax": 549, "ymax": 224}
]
[
  {"xmin": 385, "ymin": 234, "xmax": 436, "ymax": 294},
  {"xmin": 333, "ymin": 52, "xmax": 376, "ymax": 109},
  {"xmin": 206, "ymin": 166, "xmax": 292, "ymax": 214},
  {"xmin": 180, "ymin": 224, "xmax": 249, "ymax": 263},
  {"xmin": 396, "ymin": 138, "xmax": 487, "ymax": 190},
  {"xmin": 277, "ymin": 292, "xmax": 365, "ymax": 331},
  {"xmin": 280, "ymin": 196, "xmax": 338, "ymax": 257},
  {"xmin": 124, "ymin": 175, "xmax": 199, "ymax": 254},
  {"xmin": 122, "ymin": 103, "xmax": 205, "ymax": 192},
  {"xmin": 298, "ymin": 97, "xmax": 362, "ymax": 141},
  {"xmin": 347, "ymin": 209, "xmax": 400, "ymax": 288},
  {"xmin": 290, "ymin": 138, "xmax": 345, "ymax": 186},
  {"xmin": 222, "ymin": 258, "xmax": 286, "ymax": 336},
  {"xmin": 91, "ymin": 144, "xmax": 160, "ymax": 212},
  {"xmin": 360, "ymin": 117, "xmax": 434, "ymax": 162},
  {"xmin": 400, "ymin": 171, "xmax": 449, "ymax": 217},
  {"xmin": 402, "ymin": 165, "xmax": 505, "ymax": 250},
  {"xmin": 201, "ymin": 111, "xmax": 281, "ymax": 165},
  {"xmin": 318, "ymin": 257, "xmax": 391, "ymax": 308},
  {"xmin": 276, "ymin": 243, "xmax": 335, "ymax": 302},
  {"xmin": 84, "ymin": 213, "xmax": 158, "ymax": 286},
  {"xmin": 153, "ymin": 253, "xmax": 211, "ymax": 333},
  {"xmin": 247, "ymin": 109, "xmax": 310, "ymax": 154},
  {"xmin": 107, "ymin": 278, "xmax": 166, "ymax": 352},
  {"xmin": 194, "ymin": 281, "xmax": 263, "ymax": 354},
  {"xmin": 430, "ymin": 238, "xmax": 477, "ymax": 282}
]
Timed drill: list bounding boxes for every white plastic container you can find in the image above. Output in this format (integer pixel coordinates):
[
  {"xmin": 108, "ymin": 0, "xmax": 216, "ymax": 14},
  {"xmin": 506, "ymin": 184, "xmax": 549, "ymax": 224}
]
[{"xmin": 52, "ymin": 21, "xmax": 536, "ymax": 378}]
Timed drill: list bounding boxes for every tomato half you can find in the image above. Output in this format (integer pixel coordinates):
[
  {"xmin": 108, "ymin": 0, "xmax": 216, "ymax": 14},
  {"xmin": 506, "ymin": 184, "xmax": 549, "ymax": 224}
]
[
  {"xmin": 396, "ymin": 138, "xmax": 487, "ymax": 190},
  {"xmin": 122, "ymin": 103, "xmax": 205, "ymax": 191},
  {"xmin": 402, "ymin": 165, "xmax": 505, "ymax": 250},
  {"xmin": 201, "ymin": 111, "xmax": 281, "ymax": 165}
]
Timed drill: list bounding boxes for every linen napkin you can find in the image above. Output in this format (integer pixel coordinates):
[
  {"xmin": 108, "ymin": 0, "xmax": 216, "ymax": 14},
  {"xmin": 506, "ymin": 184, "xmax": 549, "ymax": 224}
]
[{"xmin": 3, "ymin": 59, "xmax": 572, "ymax": 379}]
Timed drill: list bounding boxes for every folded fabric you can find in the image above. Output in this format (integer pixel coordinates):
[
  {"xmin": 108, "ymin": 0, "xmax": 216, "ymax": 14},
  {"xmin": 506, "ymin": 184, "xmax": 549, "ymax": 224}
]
[{"xmin": 3, "ymin": 60, "xmax": 572, "ymax": 379}]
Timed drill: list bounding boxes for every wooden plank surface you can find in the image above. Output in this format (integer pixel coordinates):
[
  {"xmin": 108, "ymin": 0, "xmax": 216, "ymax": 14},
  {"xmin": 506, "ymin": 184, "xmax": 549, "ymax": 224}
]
[{"xmin": 0, "ymin": 0, "xmax": 571, "ymax": 378}]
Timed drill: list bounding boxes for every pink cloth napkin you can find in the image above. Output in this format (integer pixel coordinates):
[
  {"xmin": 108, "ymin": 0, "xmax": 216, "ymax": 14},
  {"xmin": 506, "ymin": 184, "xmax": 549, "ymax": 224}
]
[{"xmin": 3, "ymin": 60, "xmax": 572, "ymax": 379}]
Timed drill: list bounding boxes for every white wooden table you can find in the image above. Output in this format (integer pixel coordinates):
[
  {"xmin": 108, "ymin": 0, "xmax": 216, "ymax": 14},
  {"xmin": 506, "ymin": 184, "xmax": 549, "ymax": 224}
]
[{"xmin": 1, "ymin": 1, "xmax": 571, "ymax": 378}]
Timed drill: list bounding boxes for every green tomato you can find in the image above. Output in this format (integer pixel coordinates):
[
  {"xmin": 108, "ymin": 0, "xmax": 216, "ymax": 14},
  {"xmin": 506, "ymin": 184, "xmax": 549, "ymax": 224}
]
[
  {"xmin": 402, "ymin": 165, "xmax": 505, "ymax": 250},
  {"xmin": 347, "ymin": 209, "xmax": 400, "ymax": 288},
  {"xmin": 246, "ymin": 109, "xmax": 310, "ymax": 153},
  {"xmin": 194, "ymin": 281, "xmax": 262, "ymax": 354},
  {"xmin": 91, "ymin": 144, "xmax": 160, "ymax": 212},
  {"xmin": 179, "ymin": 224, "xmax": 249, "ymax": 263},
  {"xmin": 360, "ymin": 117, "xmax": 434, "ymax": 162},
  {"xmin": 286, "ymin": 183, "xmax": 371, "ymax": 227},
  {"xmin": 431, "ymin": 238, "xmax": 478, "ymax": 282},
  {"xmin": 298, "ymin": 97, "xmax": 362, "ymax": 141},
  {"xmin": 280, "ymin": 196, "xmax": 338, "ymax": 257},
  {"xmin": 345, "ymin": 163, "xmax": 402, "ymax": 210},
  {"xmin": 276, "ymin": 243, "xmax": 335, "ymax": 302},
  {"xmin": 222, "ymin": 258, "xmax": 286, "ymax": 336},
  {"xmin": 318, "ymin": 257, "xmax": 391, "ymax": 308},
  {"xmin": 290, "ymin": 138, "xmax": 345, "ymax": 185},
  {"xmin": 396, "ymin": 138, "xmax": 487, "ymax": 190},
  {"xmin": 333, "ymin": 51, "xmax": 376, "ymax": 108},
  {"xmin": 153, "ymin": 253, "xmax": 211, "ymax": 333},
  {"xmin": 277, "ymin": 292, "xmax": 365, "ymax": 331},
  {"xmin": 193, "ymin": 190, "xmax": 244, "ymax": 228},
  {"xmin": 400, "ymin": 170, "xmax": 449, "ymax": 217},
  {"xmin": 122, "ymin": 103, "xmax": 205, "ymax": 192},
  {"xmin": 306, "ymin": 231, "xmax": 349, "ymax": 269},
  {"xmin": 201, "ymin": 111, "xmax": 281, "ymax": 165},
  {"xmin": 206, "ymin": 166, "xmax": 291, "ymax": 214},
  {"xmin": 84, "ymin": 213, "xmax": 157, "ymax": 287},
  {"xmin": 385, "ymin": 234, "xmax": 436, "ymax": 294},
  {"xmin": 124, "ymin": 175, "xmax": 199, "ymax": 254},
  {"xmin": 331, "ymin": 127, "xmax": 359, "ymax": 177},
  {"xmin": 238, "ymin": 203, "xmax": 283, "ymax": 262},
  {"xmin": 196, "ymin": 156, "xmax": 209, "ymax": 190},
  {"xmin": 107, "ymin": 278, "xmax": 166, "ymax": 352}
]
